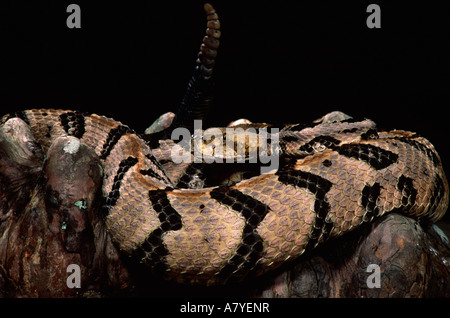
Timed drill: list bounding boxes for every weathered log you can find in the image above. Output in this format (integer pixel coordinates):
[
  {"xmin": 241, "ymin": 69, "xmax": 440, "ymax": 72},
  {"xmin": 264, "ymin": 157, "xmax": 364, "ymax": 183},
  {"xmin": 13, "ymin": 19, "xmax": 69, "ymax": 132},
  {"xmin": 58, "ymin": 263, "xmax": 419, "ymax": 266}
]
[
  {"xmin": 0, "ymin": 118, "xmax": 131, "ymax": 297},
  {"xmin": 252, "ymin": 213, "xmax": 450, "ymax": 298}
]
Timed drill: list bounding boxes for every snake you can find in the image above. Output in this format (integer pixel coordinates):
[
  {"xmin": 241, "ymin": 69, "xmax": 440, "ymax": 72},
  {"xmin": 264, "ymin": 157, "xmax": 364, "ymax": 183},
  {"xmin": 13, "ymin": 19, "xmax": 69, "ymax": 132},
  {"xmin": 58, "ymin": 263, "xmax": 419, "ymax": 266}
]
[{"xmin": 0, "ymin": 4, "xmax": 448, "ymax": 286}]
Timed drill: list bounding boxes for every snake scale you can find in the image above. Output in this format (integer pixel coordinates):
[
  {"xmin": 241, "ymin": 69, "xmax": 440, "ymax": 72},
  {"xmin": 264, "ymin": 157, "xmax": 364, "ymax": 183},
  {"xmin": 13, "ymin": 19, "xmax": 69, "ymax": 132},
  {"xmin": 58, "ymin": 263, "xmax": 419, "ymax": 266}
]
[{"xmin": 0, "ymin": 4, "xmax": 448, "ymax": 286}]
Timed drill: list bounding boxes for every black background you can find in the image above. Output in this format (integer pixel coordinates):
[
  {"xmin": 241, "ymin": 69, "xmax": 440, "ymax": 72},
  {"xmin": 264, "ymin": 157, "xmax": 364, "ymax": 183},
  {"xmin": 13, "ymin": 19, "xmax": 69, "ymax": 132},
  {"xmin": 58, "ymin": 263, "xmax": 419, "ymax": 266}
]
[{"xmin": 1, "ymin": 2, "xmax": 449, "ymax": 192}]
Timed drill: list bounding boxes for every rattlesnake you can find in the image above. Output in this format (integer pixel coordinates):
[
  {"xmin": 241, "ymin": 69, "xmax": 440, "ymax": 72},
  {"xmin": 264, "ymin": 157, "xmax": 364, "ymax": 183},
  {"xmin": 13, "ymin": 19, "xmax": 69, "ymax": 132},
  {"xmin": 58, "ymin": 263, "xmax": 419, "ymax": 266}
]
[{"xmin": 0, "ymin": 4, "xmax": 448, "ymax": 286}]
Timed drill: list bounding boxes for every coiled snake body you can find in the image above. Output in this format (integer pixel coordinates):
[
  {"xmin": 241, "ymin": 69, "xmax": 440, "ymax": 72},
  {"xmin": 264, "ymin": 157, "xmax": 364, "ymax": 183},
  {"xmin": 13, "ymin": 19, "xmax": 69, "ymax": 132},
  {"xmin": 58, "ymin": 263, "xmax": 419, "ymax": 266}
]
[{"xmin": 0, "ymin": 4, "xmax": 448, "ymax": 286}]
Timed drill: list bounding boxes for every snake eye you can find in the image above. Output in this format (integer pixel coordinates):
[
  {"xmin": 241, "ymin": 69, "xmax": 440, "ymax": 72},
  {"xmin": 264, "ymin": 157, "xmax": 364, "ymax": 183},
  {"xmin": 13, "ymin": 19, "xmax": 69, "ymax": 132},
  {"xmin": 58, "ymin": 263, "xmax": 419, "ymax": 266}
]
[{"xmin": 312, "ymin": 142, "xmax": 326, "ymax": 152}]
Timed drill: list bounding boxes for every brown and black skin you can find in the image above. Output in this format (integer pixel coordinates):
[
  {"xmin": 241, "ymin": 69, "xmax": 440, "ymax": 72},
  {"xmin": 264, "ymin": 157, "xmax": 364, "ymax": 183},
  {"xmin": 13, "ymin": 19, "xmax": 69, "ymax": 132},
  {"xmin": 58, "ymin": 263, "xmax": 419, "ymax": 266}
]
[
  {"xmin": 147, "ymin": 3, "xmax": 221, "ymax": 146},
  {"xmin": 170, "ymin": 3, "xmax": 220, "ymax": 131}
]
